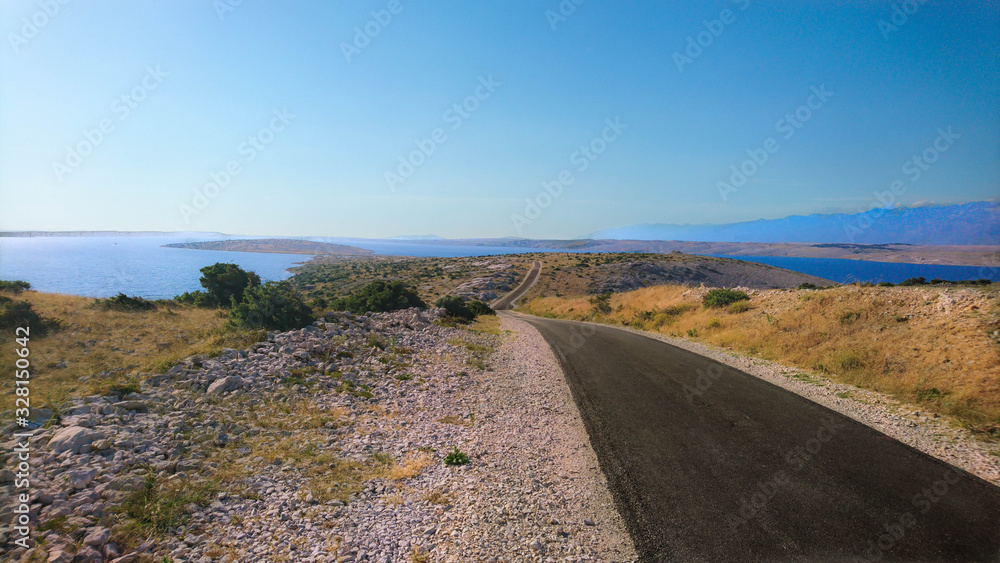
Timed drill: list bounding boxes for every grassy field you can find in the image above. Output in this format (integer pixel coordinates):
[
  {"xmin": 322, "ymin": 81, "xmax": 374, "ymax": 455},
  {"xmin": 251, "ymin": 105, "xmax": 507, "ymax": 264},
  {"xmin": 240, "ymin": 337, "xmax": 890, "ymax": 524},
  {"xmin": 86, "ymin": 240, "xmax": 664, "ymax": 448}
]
[
  {"xmin": 0, "ymin": 291, "xmax": 262, "ymax": 412},
  {"xmin": 520, "ymin": 284, "xmax": 1000, "ymax": 434}
]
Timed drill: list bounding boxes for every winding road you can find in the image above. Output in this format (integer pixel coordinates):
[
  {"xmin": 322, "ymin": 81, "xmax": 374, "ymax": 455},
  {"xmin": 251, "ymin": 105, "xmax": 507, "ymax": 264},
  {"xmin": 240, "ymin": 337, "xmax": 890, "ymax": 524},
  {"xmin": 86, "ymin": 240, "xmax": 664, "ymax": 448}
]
[
  {"xmin": 492, "ymin": 260, "xmax": 541, "ymax": 310},
  {"xmin": 505, "ymin": 313, "xmax": 1000, "ymax": 562}
]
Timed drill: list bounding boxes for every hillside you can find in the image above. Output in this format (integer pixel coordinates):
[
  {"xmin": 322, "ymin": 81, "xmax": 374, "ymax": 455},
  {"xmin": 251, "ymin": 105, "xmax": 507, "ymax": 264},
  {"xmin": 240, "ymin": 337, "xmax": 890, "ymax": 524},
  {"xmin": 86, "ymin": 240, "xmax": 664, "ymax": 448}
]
[
  {"xmin": 291, "ymin": 252, "xmax": 834, "ymax": 307},
  {"xmin": 519, "ymin": 283, "xmax": 1000, "ymax": 432}
]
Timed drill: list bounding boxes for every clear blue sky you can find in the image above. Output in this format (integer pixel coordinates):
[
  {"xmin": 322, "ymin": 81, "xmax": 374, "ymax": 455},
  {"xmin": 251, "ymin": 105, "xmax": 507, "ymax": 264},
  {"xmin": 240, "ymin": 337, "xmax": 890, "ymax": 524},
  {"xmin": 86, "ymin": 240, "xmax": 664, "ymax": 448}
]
[{"xmin": 1, "ymin": 1, "xmax": 997, "ymax": 238}]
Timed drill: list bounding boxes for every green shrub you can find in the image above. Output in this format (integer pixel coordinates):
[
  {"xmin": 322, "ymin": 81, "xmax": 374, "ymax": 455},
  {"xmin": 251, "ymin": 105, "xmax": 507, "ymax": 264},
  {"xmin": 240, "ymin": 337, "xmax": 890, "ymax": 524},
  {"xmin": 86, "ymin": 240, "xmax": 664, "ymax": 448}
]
[
  {"xmin": 174, "ymin": 290, "xmax": 220, "ymax": 308},
  {"xmin": 703, "ymin": 289, "xmax": 750, "ymax": 308},
  {"xmin": 0, "ymin": 280, "xmax": 31, "ymax": 294},
  {"xmin": 467, "ymin": 300, "xmax": 496, "ymax": 317},
  {"xmin": 0, "ymin": 296, "xmax": 58, "ymax": 335},
  {"xmin": 198, "ymin": 263, "xmax": 261, "ymax": 307},
  {"xmin": 899, "ymin": 277, "xmax": 927, "ymax": 287},
  {"xmin": 229, "ymin": 281, "xmax": 314, "ymax": 331},
  {"xmin": 96, "ymin": 293, "xmax": 157, "ymax": 312},
  {"xmin": 435, "ymin": 296, "xmax": 474, "ymax": 321},
  {"xmin": 444, "ymin": 447, "xmax": 470, "ymax": 466},
  {"xmin": 727, "ymin": 300, "xmax": 753, "ymax": 314},
  {"xmin": 590, "ymin": 292, "xmax": 612, "ymax": 314},
  {"xmin": 706, "ymin": 317, "xmax": 721, "ymax": 329},
  {"xmin": 329, "ymin": 281, "xmax": 426, "ymax": 314},
  {"xmin": 797, "ymin": 282, "xmax": 817, "ymax": 290}
]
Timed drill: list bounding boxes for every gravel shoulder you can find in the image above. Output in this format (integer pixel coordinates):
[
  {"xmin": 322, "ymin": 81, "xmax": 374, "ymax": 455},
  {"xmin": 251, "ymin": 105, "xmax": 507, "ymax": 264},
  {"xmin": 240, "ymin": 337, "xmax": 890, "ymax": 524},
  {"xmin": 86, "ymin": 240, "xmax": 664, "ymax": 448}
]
[
  {"xmin": 1, "ymin": 309, "xmax": 636, "ymax": 563},
  {"xmin": 517, "ymin": 312, "xmax": 1000, "ymax": 488}
]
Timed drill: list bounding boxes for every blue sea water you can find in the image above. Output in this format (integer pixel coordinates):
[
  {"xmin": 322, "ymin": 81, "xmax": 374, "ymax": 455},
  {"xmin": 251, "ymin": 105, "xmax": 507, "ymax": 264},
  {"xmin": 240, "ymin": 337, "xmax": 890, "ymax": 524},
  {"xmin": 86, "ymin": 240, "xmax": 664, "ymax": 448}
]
[
  {"xmin": 0, "ymin": 236, "xmax": 996, "ymax": 299},
  {"xmin": 703, "ymin": 255, "xmax": 1000, "ymax": 285},
  {"xmin": 0, "ymin": 236, "xmax": 309, "ymax": 300}
]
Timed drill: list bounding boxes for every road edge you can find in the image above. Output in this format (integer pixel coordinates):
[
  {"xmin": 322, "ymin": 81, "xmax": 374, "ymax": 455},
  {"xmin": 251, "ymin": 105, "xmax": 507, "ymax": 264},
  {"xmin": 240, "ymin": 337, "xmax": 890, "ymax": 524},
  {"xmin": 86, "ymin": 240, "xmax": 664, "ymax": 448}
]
[
  {"xmin": 498, "ymin": 312, "xmax": 639, "ymax": 561},
  {"xmin": 506, "ymin": 311, "xmax": 1000, "ymax": 488}
]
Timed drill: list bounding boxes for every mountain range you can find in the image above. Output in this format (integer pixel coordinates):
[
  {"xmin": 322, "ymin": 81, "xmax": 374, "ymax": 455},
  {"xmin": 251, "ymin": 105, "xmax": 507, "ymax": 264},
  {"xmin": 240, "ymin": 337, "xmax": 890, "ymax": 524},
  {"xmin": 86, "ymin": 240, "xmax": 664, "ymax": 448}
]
[{"xmin": 590, "ymin": 202, "xmax": 999, "ymax": 245}]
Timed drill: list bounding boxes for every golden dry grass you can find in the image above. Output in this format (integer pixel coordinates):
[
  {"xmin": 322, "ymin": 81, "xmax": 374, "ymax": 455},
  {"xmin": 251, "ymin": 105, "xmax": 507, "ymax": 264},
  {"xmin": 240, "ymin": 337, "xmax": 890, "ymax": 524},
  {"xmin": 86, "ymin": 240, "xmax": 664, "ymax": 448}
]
[
  {"xmin": 386, "ymin": 452, "xmax": 432, "ymax": 480},
  {"xmin": 0, "ymin": 291, "xmax": 263, "ymax": 411},
  {"xmin": 522, "ymin": 284, "xmax": 1000, "ymax": 431}
]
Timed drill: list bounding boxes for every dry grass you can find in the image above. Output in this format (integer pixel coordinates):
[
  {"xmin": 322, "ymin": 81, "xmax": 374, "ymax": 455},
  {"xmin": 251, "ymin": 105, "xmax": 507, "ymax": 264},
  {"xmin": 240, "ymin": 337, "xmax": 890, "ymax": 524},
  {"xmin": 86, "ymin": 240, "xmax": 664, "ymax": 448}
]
[
  {"xmin": 463, "ymin": 313, "xmax": 503, "ymax": 335},
  {"xmin": 0, "ymin": 291, "xmax": 263, "ymax": 411},
  {"xmin": 386, "ymin": 452, "xmax": 432, "ymax": 480},
  {"xmin": 522, "ymin": 284, "xmax": 1000, "ymax": 432}
]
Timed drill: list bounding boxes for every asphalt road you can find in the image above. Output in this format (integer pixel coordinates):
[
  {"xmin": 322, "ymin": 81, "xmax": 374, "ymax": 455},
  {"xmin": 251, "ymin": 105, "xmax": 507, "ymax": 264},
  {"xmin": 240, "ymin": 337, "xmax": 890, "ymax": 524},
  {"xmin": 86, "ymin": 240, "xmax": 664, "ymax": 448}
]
[
  {"xmin": 514, "ymin": 314, "xmax": 1000, "ymax": 562},
  {"xmin": 492, "ymin": 261, "xmax": 541, "ymax": 310}
]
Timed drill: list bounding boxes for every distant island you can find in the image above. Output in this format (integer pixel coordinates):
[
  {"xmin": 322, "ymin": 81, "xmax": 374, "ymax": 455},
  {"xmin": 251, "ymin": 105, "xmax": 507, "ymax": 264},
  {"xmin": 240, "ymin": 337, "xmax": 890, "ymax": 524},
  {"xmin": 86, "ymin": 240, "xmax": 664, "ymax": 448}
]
[{"xmin": 163, "ymin": 239, "xmax": 373, "ymax": 256}]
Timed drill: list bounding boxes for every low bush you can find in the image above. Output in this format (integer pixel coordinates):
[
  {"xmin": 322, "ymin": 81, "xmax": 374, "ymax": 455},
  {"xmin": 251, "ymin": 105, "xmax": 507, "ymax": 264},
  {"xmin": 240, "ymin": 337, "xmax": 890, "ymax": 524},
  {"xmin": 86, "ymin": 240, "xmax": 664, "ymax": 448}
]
[
  {"xmin": 229, "ymin": 281, "xmax": 315, "ymax": 331},
  {"xmin": 467, "ymin": 300, "xmax": 495, "ymax": 317},
  {"xmin": 330, "ymin": 281, "xmax": 426, "ymax": 314},
  {"xmin": 0, "ymin": 280, "xmax": 31, "ymax": 294},
  {"xmin": 703, "ymin": 289, "xmax": 750, "ymax": 308},
  {"xmin": 727, "ymin": 300, "xmax": 753, "ymax": 314},
  {"xmin": 436, "ymin": 296, "xmax": 494, "ymax": 321},
  {"xmin": 96, "ymin": 293, "xmax": 157, "ymax": 312},
  {"xmin": 0, "ymin": 296, "xmax": 59, "ymax": 335},
  {"xmin": 590, "ymin": 292, "xmax": 612, "ymax": 314},
  {"xmin": 173, "ymin": 290, "xmax": 220, "ymax": 308}
]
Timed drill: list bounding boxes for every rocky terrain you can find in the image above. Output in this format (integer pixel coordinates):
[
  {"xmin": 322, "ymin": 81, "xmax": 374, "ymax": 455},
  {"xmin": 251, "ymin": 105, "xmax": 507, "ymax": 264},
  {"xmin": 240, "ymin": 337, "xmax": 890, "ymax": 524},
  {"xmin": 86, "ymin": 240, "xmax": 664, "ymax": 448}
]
[
  {"xmin": 162, "ymin": 239, "xmax": 372, "ymax": 256},
  {"xmin": 1, "ymin": 308, "xmax": 634, "ymax": 562},
  {"xmin": 587, "ymin": 257, "xmax": 832, "ymax": 294}
]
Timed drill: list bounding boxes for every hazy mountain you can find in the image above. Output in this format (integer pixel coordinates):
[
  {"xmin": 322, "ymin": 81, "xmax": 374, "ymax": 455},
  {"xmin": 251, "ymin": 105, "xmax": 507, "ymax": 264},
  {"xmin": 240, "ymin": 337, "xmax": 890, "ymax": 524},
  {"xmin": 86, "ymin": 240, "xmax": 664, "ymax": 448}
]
[{"xmin": 590, "ymin": 202, "xmax": 999, "ymax": 245}]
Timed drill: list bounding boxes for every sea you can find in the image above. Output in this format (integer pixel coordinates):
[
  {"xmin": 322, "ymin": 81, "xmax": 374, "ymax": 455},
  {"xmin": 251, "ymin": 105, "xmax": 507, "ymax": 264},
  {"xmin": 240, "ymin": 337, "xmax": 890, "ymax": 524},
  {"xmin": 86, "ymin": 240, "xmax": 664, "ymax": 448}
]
[{"xmin": 0, "ymin": 236, "xmax": 996, "ymax": 299}]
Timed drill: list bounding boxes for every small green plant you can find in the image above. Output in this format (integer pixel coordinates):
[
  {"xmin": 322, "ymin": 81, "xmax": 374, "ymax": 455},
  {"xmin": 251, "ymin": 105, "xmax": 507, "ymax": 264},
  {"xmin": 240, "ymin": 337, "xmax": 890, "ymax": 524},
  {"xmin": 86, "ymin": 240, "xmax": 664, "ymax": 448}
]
[
  {"xmin": 836, "ymin": 392, "xmax": 850, "ymax": 399},
  {"xmin": 706, "ymin": 318, "xmax": 721, "ymax": 329},
  {"xmin": 366, "ymin": 333, "xmax": 387, "ymax": 350},
  {"xmin": 395, "ymin": 373, "xmax": 413, "ymax": 381},
  {"xmin": 590, "ymin": 292, "xmax": 613, "ymax": 314},
  {"xmin": 444, "ymin": 447, "xmax": 469, "ymax": 466},
  {"xmin": 839, "ymin": 311, "xmax": 861, "ymax": 325},
  {"xmin": 835, "ymin": 351, "xmax": 864, "ymax": 371},
  {"xmin": 797, "ymin": 282, "xmax": 817, "ymax": 290},
  {"xmin": 727, "ymin": 300, "xmax": 753, "ymax": 314},
  {"xmin": 703, "ymin": 289, "xmax": 750, "ymax": 308},
  {"xmin": 686, "ymin": 328, "xmax": 698, "ymax": 338}
]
